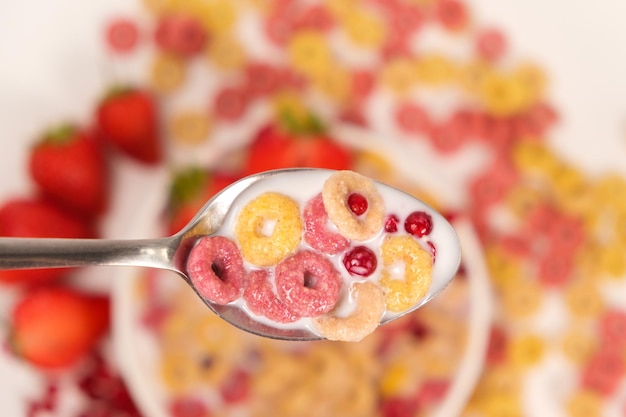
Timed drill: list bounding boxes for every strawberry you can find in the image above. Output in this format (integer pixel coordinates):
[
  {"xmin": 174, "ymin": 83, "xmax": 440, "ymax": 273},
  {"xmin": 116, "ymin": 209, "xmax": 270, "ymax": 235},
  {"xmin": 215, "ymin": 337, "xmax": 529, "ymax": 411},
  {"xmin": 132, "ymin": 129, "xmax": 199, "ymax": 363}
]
[
  {"xmin": 29, "ymin": 125, "xmax": 109, "ymax": 218},
  {"xmin": 166, "ymin": 167, "xmax": 241, "ymax": 235},
  {"xmin": 96, "ymin": 88, "xmax": 162, "ymax": 164},
  {"xmin": 0, "ymin": 198, "xmax": 95, "ymax": 285},
  {"xmin": 244, "ymin": 111, "xmax": 354, "ymax": 175},
  {"xmin": 8, "ymin": 287, "xmax": 110, "ymax": 369}
]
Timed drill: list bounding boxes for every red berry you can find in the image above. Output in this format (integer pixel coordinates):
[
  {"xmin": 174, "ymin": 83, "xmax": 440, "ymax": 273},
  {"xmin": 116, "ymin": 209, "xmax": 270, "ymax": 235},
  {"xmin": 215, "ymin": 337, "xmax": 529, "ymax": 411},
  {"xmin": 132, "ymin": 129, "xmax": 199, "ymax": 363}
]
[
  {"xmin": 343, "ymin": 246, "xmax": 378, "ymax": 277},
  {"xmin": 29, "ymin": 126, "xmax": 109, "ymax": 218},
  {"xmin": 96, "ymin": 88, "xmax": 162, "ymax": 164},
  {"xmin": 404, "ymin": 211, "xmax": 433, "ymax": 237},
  {"xmin": 384, "ymin": 214, "xmax": 400, "ymax": 233},
  {"xmin": 9, "ymin": 288, "xmax": 110, "ymax": 369},
  {"xmin": 347, "ymin": 193, "xmax": 368, "ymax": 216}
]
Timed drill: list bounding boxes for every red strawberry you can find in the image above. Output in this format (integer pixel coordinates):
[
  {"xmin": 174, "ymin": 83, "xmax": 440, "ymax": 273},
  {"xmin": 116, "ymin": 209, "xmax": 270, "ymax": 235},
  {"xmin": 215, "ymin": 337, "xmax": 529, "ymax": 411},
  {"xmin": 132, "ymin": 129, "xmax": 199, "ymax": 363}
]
[
  {"xmin": 0, "ymin": 198, "xmax": 95, "ymax": 285},
  {"xmin": 96, "ymin": 88, "xmax": 162, "ymax": 164},
  {"xmin": 166, "ymin": 167, "xmax": 241, "ymax": 235},
  {"xmin": 29, "ymin": 125, "xmax": 109, "ymax": 218},
  {"xmin": 244, "ymin": 113, "xmax": 354, "ymax": 175},
  {"xmin": 8, "ymin": 287, "xmax": 110, "ymax": 369}
]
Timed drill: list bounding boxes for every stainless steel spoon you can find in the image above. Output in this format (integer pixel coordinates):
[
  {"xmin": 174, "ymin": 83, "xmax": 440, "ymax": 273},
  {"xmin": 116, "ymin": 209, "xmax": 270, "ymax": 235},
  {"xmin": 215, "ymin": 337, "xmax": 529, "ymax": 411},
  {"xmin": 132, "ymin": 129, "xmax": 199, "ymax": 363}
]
[{"xmin": 0, "ymin": 168, "xmax": 461, "ymax": 341}]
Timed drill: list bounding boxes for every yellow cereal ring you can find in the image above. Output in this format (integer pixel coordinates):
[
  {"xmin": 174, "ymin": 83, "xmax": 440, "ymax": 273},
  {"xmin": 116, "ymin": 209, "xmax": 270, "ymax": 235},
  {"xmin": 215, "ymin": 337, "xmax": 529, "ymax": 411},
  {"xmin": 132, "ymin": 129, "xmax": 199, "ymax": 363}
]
[
  {"xmin": 560, "ymin": 327, "xmax": 597, "ymax": 366},
  {"xmin": 159, "ymin": 350, "xmax": 200, "ymax": 393},
  {"xmin": 507, "ymin": 333, "xmax": 545, "ymax": 368},
  {"xmin": 479, "ymin": 72, "xmax": 527, "ymax": 117},
  {"xmin": 322, "ymin": 170, "xmax": 385, "ymax": 241},
  {"xmin": 313, "ymin": 281, "xmax": 385, "ymax": 342},
  {"xmin": 340, "ymin": 10, "xmax": 385, "ymax": 48},
  {"xmin": 566, "ymin": 390, "xmax": 602, "ymax": 417},
  {"xmin": 379, "ymin": 362, "xmax": 409, "ymax": 398},
  {"xmin": 234, "ymin": 192, "xmax": 302, "ymax": 266},
  {"xmin": 311, "ymin": 66, "xmax": 350, "ymax": 103},
  {"xmin": 513, "ymin": 61, "xmax": 547, "ymax": 105},
  {"xmin": 501, "ymin": 279, "xmax": 543, "ymax": 319},
  {"xmin": 597, "ymin": 242, "xmax": 626, "ymax": 278},
  {"xmin": 413, "ymin": 54, "xmax": 459, "ymax": 86},
  {"xmin": 197, "ymin": 0, "xmax": 237, "ymax": 35},
  {"xmin": 380, "ymin": 58, "xmax": 418, "ymax": 94},
  {"xmin": 288, "ymin": 31, "xmax": 332, "ymax": 80},
  {"xmin": 149, "ymin": 52, "xmax": 186, "ymax": 94},
  {"xmin": 206, "ymin": 35, "xmax": 246, "ymax": 71},
  {"xmin": 379, "ymin": 235, "xmax": 433, "ymax": 312},
  {"xmin": 564, "ymin": 280, "xmax": 604, "ymax": 318},
  {"xmin": 169, "ymin": 110, "xmax": 211, "ymax": 145}
]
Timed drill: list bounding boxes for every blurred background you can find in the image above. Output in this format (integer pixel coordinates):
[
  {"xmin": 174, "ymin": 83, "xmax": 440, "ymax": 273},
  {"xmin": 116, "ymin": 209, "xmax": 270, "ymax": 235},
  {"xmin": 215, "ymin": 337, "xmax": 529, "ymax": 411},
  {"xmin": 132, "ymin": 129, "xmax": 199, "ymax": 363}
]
[{"xmin": 1, "ymin": 0, "xmax": 625, "ymax": 416}]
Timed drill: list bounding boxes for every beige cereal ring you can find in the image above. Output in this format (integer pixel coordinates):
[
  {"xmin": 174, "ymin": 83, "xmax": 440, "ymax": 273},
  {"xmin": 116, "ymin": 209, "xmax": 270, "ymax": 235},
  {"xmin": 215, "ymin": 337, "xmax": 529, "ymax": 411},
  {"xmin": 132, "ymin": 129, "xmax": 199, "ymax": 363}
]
[
  {"xmin": 379, "ymin": 235, "xmax": 433, "ymax": 313},
  {"xmin": 234, "ymin": 192, "xmax": 302, "ymax": 266},
  {"xmin": 322, "ymin": 170, "xmax": 385, "ymax": 241},
  {"xmin": 313, "ymin": 281, "xmax": 385, "ymax": 342}
]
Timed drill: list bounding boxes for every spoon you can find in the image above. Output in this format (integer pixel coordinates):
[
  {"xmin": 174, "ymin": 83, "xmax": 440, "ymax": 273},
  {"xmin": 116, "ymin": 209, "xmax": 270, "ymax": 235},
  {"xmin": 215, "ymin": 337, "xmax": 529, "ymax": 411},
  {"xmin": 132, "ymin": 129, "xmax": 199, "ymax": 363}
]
[{"xmin": 0, "ymin": 168, "xmax": 461, "ymax": 341}]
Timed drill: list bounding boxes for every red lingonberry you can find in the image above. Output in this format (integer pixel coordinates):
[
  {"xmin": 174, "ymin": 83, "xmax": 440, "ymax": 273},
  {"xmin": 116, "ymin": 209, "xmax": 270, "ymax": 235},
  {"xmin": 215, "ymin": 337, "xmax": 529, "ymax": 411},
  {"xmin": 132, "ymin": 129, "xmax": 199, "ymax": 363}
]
[
  {"xmin": 343, "ymin": 246, "xmax": 378, "ymax": 277},
  {"xmin": 404, "ymin": 211, "xmax": 433, "ymax": 237},
  {"xmin": 347, "ymin": 193, "xmax": 368, "ymax": 216},
  {"xmin": 384, "ymin": 214, "xmax": 400, "ymax": 232}
]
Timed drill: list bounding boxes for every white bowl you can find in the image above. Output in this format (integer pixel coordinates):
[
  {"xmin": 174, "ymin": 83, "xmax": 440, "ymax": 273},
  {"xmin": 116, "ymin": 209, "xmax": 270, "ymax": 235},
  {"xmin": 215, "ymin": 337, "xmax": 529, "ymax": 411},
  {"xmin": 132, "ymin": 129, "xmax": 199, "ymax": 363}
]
[{"xmin": 112, "ymin": 125, "xmax": 494, "ymax": 417}]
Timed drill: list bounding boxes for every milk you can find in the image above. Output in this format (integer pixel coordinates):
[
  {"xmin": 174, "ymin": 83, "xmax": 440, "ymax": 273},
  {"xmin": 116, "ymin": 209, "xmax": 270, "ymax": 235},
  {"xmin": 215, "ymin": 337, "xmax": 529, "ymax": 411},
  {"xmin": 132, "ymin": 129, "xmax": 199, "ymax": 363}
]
[{"xmin": 209, "ymin": 169, "xmax": 462, "ymax": 336}]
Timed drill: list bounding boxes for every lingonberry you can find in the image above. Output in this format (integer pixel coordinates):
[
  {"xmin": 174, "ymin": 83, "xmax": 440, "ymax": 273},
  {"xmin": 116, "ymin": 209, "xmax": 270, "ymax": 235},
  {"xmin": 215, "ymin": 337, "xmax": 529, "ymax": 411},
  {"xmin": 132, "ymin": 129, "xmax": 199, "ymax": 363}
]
[
  {"xmin": 404, "ymin": 211, "xmax": 433, "ymax": 237},
  {"xmin": 343, "ymin": 246, "xmax": 378, "ymax": 277},
  {"xmin": 347, "ymin": 193, "xmax": 368, "ymax": 216},
  {"xmin": 384, "ymin": 214, "xmax": 400, "ymax": 233}
]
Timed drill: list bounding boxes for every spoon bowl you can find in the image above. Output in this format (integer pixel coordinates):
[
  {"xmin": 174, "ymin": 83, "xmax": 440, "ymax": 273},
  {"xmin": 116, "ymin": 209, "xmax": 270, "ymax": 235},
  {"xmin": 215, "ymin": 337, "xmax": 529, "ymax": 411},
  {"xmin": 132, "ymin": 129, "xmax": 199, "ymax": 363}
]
[{"xmin": 0, "ymin": 168, "xmax": 461, "ymax": 341}]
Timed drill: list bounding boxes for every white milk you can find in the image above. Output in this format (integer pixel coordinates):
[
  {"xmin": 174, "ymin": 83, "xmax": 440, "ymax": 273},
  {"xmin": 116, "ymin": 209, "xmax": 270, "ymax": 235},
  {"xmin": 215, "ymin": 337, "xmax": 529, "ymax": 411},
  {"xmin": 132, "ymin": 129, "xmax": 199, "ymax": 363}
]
[{"xmin": 208, "ymin": 170, "xmax": 461, "ymax": 335}]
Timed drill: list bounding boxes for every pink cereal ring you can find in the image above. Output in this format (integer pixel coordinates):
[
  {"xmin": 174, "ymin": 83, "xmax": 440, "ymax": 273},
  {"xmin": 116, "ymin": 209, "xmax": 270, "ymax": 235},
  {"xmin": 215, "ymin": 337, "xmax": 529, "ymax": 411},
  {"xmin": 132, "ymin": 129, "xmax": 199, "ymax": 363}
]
[
  {"xmin": 243, "ymin": 270, "xmax": 301, "ymax": 323},
  {"xmin": 275, "ymin": 250, "xmax": 342, "ymax": 317},
  {"xmin": 187, "ymin": 236, "xmax": 245, "ymax": 305},
  {"xmin": 303, "ymin": 193, "xmax": 350, "ymax": 255}
]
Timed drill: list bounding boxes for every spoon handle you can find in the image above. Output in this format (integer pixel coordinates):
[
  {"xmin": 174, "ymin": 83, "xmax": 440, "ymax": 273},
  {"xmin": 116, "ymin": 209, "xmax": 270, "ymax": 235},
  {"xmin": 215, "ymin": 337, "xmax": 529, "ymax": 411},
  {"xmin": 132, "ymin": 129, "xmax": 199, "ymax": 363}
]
[{"xmin": 0, "ymin": 237, "xmax": 177, "ymax": 272}]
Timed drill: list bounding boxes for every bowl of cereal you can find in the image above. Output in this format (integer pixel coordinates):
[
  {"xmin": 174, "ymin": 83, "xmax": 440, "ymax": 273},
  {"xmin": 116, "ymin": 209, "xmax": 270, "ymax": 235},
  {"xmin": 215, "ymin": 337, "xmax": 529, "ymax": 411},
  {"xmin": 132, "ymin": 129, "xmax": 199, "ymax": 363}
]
[{"xmin": 112, "ymin": 113, "xmax": 493, "ymax": 417}]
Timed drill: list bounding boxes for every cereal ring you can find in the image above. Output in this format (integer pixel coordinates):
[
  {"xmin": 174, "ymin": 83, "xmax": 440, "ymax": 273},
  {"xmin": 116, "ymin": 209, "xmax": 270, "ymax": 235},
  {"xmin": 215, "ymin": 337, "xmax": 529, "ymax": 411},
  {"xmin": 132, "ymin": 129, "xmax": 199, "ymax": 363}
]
[
  {"xmin": 275, "ymin": 250, "xmax": 342, "ymax": 317},
  {"xmin": 313, "ymin": 281, "xmax": 385, "ymax": 342},
  {"xmin": 379, "ymin": 236, "xmax": 433, "ymax": 313},
  {"xmin": 322, "ymin": 170, "xmax": 385, "ymax": 241},
  {"xmin": 150, "ymin": 52, "xmax": 186, "ymax": 94},
  {"xmin": 169, "ymin": 110, "xmax": 211, "ymax": 145},
  {"xmin": 243, "ymin": 270, "xmax": 301, "ymax": 323},
  {"xmin": 303, "ymin": 193, "xmax": 349, "ymax": 255},
  {"xmin": 186, "ymin": 236, "xmax": 245, "ymax": 304},
  {"xmin": 234, "ymin": 192, "xmax": 302, "ymax": 266}
]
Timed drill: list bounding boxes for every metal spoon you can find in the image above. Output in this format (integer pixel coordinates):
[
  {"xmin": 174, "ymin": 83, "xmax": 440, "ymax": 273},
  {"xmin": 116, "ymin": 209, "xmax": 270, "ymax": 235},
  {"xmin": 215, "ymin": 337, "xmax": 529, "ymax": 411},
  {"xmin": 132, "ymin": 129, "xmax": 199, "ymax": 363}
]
[{"xmin": 0, "ymin": 168, "xmax": 461, "ymax": 341}]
